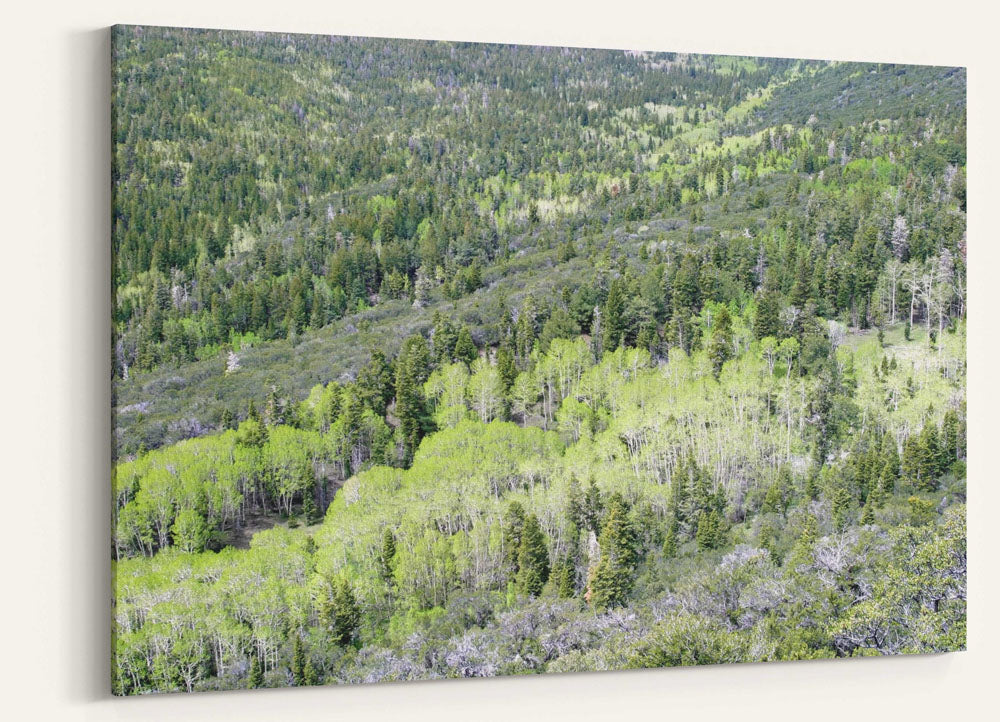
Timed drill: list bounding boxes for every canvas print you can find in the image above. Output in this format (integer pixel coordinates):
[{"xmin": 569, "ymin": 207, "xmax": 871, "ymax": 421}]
[{"xmin": 111, "ymin": 25, "xmax": 967, "ymax": 694}]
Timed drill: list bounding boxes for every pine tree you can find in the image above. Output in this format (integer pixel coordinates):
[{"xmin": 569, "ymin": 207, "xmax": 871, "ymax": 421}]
[
  {"xmin": 588, "ymin": 494, "xmax": 638, "ymax": 609},
  {"xmin": 565, "ymin": 474, "xmax": 584, "ymax": 531},
  {"xmin": 291, "ymin": 635, "xmax": 306, "ymax": 685},
  {"xmin": 762, "ymin": 483, "xmax": 784, "ymax": 515},
  {"xmin": 247, "ymin": 652, "xmax": 263, "ymax": 689},
  {"xmin": 378, "ymin": 529, "xmax": 397, "ymax": 585},
  {"xmin": 695, "ymin": 510, "xmax": 722, "ymax": 550},
  {"xmin": 503, "ymin": 501, "xmax": 526, "ymax": 579},
  {"xmin": 661, "ymin": 518, "xmax": 678, "ymax": 559},
  {"xmin": 708, "ymin": 305, "xmax": 733, "ymax": 378},
  {"xmin": 327, "ymin": 579, "xmax": 361, "ymax": 646},
  {"xmin": 753, "ymin": 290, "xmax": 781, "ymax": 340},
  {"xmin": 831, "ymin": 484, "xmax": 853, "ymax": 531},
  {"xmin": 303, "ymin": 658, "xmax": 319, "ymax": 686},
  {"xmin": 516, "ymin": 514, "xmax": 550, "ymax": 597},
  {"xmin": 394, "ymin": 335, "xmax": 432, "ymax": 465},
  {"xmin": 555, "ymin": 558, "xmax": 576, "ymax": 598},
  {"xmin": 453, "ymin": 326, "xmax": 478, "ymax": 365},
  {"xmin": 602, "ymin": 278, "xmax": 629, "ymax": 353},
  {"xmin": 583, "ymin": 477, "xmax": 603, "ymax": 533},
  {"xmin": 496, "ymin": 346, "xmax": 517, "ymax": 391},
  {"xmin": 431, "ymin": 312, "xmax": 458, "ymax": 364}
]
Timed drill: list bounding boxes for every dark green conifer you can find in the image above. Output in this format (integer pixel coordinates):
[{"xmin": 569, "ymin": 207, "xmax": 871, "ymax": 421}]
[
  {"xmin": 248, "ymin": 653, "xmax": 263, "ymax": 689},
  {"xmin": 516, "ymin": 514, "xmax": 550, "ymax": 597}
]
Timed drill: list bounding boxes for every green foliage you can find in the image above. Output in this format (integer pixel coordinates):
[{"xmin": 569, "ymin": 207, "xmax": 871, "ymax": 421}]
[
  {"xmin": 110, "ymin": 28, "xmax": 967, "ymax": 693},
  {"xmin": 589, "ymin": 494, "xmax": 639, "ymax": 609},
  {"xmin": 516, "ymin": 514, "xmax": 550, "ymax": 597}
]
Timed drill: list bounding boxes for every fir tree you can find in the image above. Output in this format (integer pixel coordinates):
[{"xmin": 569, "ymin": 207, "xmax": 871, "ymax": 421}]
[
  {"xmin": 602, "ymin": 278, "xmax": 629, "ymax": 352},
  {"xmin": 516, "ymin": 514, "xmax": 550, "ymax": 596},
  {"xmin": 831, "ymin": 484, "xmax": 853, "ymax": 531},
  {"xmin": 695, "ymin": 510, "xmax": 723, "ymax": 550},
  {"xmin": 248, "ymin": 652, "xmax": 263, "ymax": 689},
  {"xmin": 753, "ymin": 290, "xmax": 781, "ymax": 340},
  {"xmin": 303, "ymin": 658, "xmax": 319, "ymax": 686},
  {"xmin": 588, "ymin": 494, "xmax": 638, "ymax": 609},
  {"xmin": 661, "ymin": 518, "xmax": 678, "ymax": 559},
  {"xmin": 453, "ymin": 326, "xmax": 478, "ymax": 365},
  {"xmin": 708, "ymin": 305, "xmax": 733, "ymax": 378},
  {"xmin": 555, "ymin": 558, "xmax": 576, "ymax": 598},
  {"xmin": 292, "ymin": 635, "xmax": 306, "ymax": 685},
  {"xmin": 394, "ymin": 334, "xmax": 432, "ymax": 465},
  {"xmin": 583, "ymin": 477, "xmax": 603, "ymax": 533},
  {"xmin": 324, "ymin": 579, "xmax": 361, "ymax": 646},
  {"xmin": 496, "ymin": 346, "xmax": 517, "ymax": 391},
  {"xmin": 762, "ymin": 483, "xmax": 784, "ymax": 515},
  {"xmin": 378, "ymin": 529, "xmax": 397, "ymax": 585},
  {"xmin": 503, "ymin": 501, "xmax": 526, "ymax": 578}
]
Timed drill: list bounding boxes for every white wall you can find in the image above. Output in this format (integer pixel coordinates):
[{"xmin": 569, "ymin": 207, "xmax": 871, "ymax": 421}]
[{"xmin": 2, "ymin": 2, "xmax": 997, "ymax": 719}]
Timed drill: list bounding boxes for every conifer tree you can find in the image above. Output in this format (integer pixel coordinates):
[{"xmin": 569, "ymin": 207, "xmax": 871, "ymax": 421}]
[
  {"xmin": 454, "ymin": 326, "xmax": 478, "ymax": 365},
  {"xmin": 565, "ymin": 474, "xmax": 584, "ymax": 532},
  {"xmin": 661, "ymin": 518, "xmax": 678, "ymax": 559},
  {"xmin": 831, "ymin": 485, "xmax": 853, "ymax": 531},
  {"xmin": 583, "ymin": 477, "xmax": 603, "ymax": 533},
  {"xmin": 860, "ymin": 501, "xmax": 876, "ymax": 525},
  {"xmin": 248, "ymin": 652, "xmax": 263, "ymax": 689},
  {"xmin": 502, "ymin": 501, "xmax": 526, "ymax": 579},
  {"xmin": 431, "ymin": 312, "xmax": 457, "ymax": 364},
  {"xmin": 394, "ymin": 335, "xmax": 432, "ymax": 465},
  {"xmin": 555, "ymin": 558, "xmax": 576, "ymax": 598},
  {"xmin": 303, "ymin": 658, "xmax": 319, "ymax": 686},
  {"xmin": 495, "ymin": 346, "xmax": 517, "ymax": 392},
  {"xmin": 708, "ymin": 305, "xmax": 733, "ymax": 378},
  {"xmin": 516, "ymin": 514, "xmax": 550, "ymax": 597},
  {"xmin": 602, "ymin": 278, "xmax": 629, "ymax": 352},
  {"xmin": 762, "ymin": 483, "xmax": 784, "ymax": 515},
  {"xmin": 588, "ymin": 494, "xmax": 638, "ymax": 609},
  {"xmin": 378, "ymin": 529, "xmax": 397, "ymax": 585},
  {"xmin": 292, "ymin": 635, "xmax": 306, "ymax": 685},
  {"xmin": 695, "ymin": 510, "xmax": 723, "ymax": 550},
  {"xmin": 324, "ymin": 579, "xmax": 361, "ymax": 646}
]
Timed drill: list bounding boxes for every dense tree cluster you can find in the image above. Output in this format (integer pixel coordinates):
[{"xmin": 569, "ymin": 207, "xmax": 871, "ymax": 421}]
[{"xmin": 111, "ymin": 27, "xmax": 966, "ymax": 695}]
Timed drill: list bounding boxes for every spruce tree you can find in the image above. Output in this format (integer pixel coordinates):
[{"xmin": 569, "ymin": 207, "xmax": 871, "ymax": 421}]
[
  {"xmin": 248, "ymin": 652, "xmax": 263, "ymax": 689},
  {"xmin": 565, "ymin": 474, "xmax": 584, "ymax": 532},
  {"xmin": 516, "ymin": 514, "xmax": 550, "ymax": 597},
  {"xmin": 329, "ymin": 579, "xmax": 361, "ymax": 646},
  {"xmin": 753, "ymin": 290, "xmax": 781, "ymax": 340},
  {"xmin": 555, "ymin": 558, "xmax": 576, "ymax": 598},
  {"xmin": 394, "ymin": 334, "xmax": 432, "ymax": 465},
  {"xmin": 496, "ymin": 346, "xmax": 517, "ymax": 391},
  {"xmin": 303, "ymin": 658, "xmax": 319, "ymax": 686},
  {"xmin": 708, "ymin": 305, "xmax": 733, "ymax": 378},
  {"xmin": 831, "ymin": 485, "xmax": 853, "ymax": 531},
  {"xmin": 588, "ymin": 494, "xmax": 638, "ymax": 609},
  {"xmin": 661, "ymin": 518, "xmax": 678, "ymax": 559},
  {"xmin": 454, "ymin": 326, "xmax": 478, "ymax": 365},
  {"xmin": 762, "ymin": 483, "xmax": 784, "ymax": 515},
  {"xmin": 583, "ymin": 477, "xmax": 603, "ymax": 533},
  {"xmin": 695, "ymin": 510, "xmax": 721, "ymax": 550},
  {"xmin": 602, "ymin": 278, "xmax": 629, "ymax": 352},
  {"xmin": 378, "ymin": 529, "xmax": 397, "ymax": 585},
  {"xmin": 292, "ymin": 635, "xmax": 306, "ymax": 685},
  {"xmin": 941, "ymin": 409, "xmax": 960, "ymax": 464},
  {"xmin": 503, "ymin": 501, "xmax": 526, "ymax": 579}
]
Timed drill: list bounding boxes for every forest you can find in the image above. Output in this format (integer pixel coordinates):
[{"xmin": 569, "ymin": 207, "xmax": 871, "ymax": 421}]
[{"xmin": 111, "ymin": 26, "xmax": 966, "ymax": 694}]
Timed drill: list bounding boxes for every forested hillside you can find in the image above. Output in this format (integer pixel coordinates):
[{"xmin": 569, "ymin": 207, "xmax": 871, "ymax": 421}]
[{"xmin": 111, "ymin": 26, "xmax": 966, "ymax": 694}]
